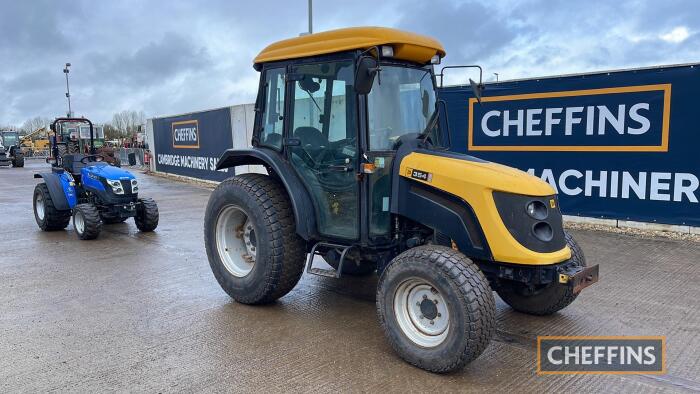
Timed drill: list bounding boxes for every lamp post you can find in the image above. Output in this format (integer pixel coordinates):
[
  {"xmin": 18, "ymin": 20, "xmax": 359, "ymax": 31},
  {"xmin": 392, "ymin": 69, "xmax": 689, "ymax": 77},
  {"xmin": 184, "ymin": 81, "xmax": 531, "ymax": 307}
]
[
  {"xmin": 63, "ymin": 63, "xmax": 72, "ymax": 117},
  {"xmin": 308, "ymin": 0, "xmax": 313, "ymax": 34},
  {"xmin": 494, "ymin": 72, "xmax": 499, "ymax": 82}
]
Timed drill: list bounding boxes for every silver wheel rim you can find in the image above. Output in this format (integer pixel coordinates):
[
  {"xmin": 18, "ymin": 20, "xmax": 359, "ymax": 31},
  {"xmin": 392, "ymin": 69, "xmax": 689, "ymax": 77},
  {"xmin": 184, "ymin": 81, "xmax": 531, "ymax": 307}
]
[
  {"xmin": 215, "ymin": 205, "xmax": 256, "ymax": 277},
  {"xmin": 74, "ymin": 211, "xmax": 85, "ymax": 234},
  {"xmin": 35, "ymin": 194, "xmax": 45, "ymax": 220},
  {"xmin": 393, "ymin": 278, "xmax": 450, "ymax": 348}
]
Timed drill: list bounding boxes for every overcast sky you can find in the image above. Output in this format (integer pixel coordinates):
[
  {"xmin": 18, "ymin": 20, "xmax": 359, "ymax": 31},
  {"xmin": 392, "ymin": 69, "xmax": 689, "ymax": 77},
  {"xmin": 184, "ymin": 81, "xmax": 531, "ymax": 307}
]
[{"xmin": 1, "ymin": 0, "xmax": 698, "ymax": 126}]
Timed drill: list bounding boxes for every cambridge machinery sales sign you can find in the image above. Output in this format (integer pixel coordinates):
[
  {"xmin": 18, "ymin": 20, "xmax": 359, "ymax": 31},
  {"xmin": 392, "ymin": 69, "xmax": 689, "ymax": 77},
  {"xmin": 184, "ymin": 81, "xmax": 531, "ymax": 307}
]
[
  {"xmin": 440, "ymin": 64, "xmax": 700, "ymax": 227},
  {"xmin": 152, "ymin": 108, "xmax": 234, "ymax": 181}
]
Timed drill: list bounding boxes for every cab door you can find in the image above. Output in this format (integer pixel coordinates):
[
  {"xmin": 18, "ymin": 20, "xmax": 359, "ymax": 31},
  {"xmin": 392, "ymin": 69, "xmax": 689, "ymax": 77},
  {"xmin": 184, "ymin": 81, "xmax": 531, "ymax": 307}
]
[{"xmin": 286, "ymin": 60, "xmax": 360, "ymax": 240}]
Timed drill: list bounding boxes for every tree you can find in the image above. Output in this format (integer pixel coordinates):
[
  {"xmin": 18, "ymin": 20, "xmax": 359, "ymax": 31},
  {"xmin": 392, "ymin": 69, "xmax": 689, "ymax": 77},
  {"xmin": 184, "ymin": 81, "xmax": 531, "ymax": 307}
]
[
  {"xmin": 21, "ymin": 116, "xmax": 52, "ymax": 134},
  {"xmin": 103, "ymin": 124, "xmax": 122, "ymax": 140},
  {"xmin": 111, "ymin": 110, "xmax": 146, "ymax": 137}
]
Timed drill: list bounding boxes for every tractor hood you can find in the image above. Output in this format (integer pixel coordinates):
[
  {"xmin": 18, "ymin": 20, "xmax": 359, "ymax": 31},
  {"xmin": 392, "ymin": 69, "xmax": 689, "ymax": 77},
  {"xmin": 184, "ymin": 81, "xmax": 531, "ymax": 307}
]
[
  {"xmin": 84, "ymin": 164, "xmax": 135, "ymax": 181},
  {"xmin": 400, "ymin": 151, "xmax": 554, "ymax": 196}
]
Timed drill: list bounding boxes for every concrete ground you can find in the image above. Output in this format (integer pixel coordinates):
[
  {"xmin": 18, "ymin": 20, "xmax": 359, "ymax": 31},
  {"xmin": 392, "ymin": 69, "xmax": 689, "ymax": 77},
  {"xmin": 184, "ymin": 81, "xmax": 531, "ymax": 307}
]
[{"xmin": 1, "ymin": 161, "xmax": 699, "ymax": 393}]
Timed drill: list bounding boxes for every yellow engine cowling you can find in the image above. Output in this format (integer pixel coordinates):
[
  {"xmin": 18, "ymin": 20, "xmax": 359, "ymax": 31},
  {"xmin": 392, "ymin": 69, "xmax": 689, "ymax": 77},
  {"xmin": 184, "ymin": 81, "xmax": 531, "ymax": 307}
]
[{"xmin": 399, "ymin": 152, "xmax": 571, "ymax": 265}]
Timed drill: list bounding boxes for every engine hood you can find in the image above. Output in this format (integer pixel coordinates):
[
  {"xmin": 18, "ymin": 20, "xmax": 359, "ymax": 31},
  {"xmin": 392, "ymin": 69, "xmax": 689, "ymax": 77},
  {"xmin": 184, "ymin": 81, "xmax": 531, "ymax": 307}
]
[{"xmin": 84, "ymin": 163, "xmax": 135, "ymax": 180}]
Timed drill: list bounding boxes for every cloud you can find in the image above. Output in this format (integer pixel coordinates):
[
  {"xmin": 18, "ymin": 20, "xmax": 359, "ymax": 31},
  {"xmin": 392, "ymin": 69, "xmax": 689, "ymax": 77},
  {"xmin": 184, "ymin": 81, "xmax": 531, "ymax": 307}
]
[
  {"xmin": 660, "ymin": 27, "xmax": 690, "ymax": 43},
  {"xmin": 1, "ymin": 0, "xmax": 699, "ymax": 125}
]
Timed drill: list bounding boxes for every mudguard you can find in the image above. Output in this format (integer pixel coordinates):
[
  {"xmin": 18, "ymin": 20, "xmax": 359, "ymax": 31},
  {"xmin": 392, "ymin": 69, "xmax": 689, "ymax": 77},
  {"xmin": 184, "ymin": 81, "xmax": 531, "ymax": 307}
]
[
  {"xmin": 33, "ymin": 170, "xmax": 77, "ymax": 210},
  {"xmin": 216, "ymin": 148, "xmax": 318, "ymax": 240}
]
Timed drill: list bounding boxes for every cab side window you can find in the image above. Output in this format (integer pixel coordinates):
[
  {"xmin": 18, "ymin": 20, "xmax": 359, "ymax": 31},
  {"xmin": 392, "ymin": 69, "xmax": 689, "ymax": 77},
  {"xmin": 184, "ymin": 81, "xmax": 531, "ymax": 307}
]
[{"xmin": 259, "ymin": 68, "xmax": 285, "ymax": 149}]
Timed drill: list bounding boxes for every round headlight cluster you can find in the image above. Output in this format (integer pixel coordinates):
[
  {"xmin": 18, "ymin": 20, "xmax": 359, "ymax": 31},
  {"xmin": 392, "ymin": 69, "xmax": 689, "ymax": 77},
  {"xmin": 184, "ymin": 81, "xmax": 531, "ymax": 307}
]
[
  {"xmin": 526, "ymin": 200, "xmax": 553, "ymax": 242},
  {"xmin": 525, "ymin": 200, "xmax": 548, "ymax": 220},
  {"xmin": 532, "ymin": 221, "xmax": 554, "ymax": 242}
]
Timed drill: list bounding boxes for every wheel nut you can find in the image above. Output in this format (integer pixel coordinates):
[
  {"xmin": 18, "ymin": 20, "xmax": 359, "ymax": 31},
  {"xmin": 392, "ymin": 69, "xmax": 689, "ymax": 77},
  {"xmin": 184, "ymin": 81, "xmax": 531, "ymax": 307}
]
[
  {"xmin": 433, "ymin": 299, "xmax": 438, "ymax": 304},
  {"xmin": 416, "ymin": 302, "xmax": 421, "ymax": 307},
  {"xmin": 437, "ymin": 313, "xmax": 441, "ymax": 318},
  {"xmin": 430, "ymin": 320, "xmax": 434, "ymax": 325},
  {"xmin": 422, "ymin": 294, "xmax": 427, "ymax": 300}
]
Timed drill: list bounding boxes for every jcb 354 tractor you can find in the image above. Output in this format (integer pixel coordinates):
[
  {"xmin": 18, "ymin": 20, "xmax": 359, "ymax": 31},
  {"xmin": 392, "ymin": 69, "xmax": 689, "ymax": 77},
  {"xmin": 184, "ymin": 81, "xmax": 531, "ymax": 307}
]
[
  {"xmin": 32, "ymin": 117, "xmax": 159, "ymax": 240},
  {"xmin": 204, "ymin": 27, "xmax": 599, "ymax": 373}
]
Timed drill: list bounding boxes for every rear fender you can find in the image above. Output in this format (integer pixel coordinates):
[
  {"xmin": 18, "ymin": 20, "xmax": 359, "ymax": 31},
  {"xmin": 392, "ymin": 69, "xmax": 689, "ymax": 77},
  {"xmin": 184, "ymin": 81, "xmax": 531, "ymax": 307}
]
[
  {"xmin": 34, "ymin": 171, "xmax": 77, "ymax": 209},
  {"xmin": 216, "ymin": 148, "xmax": 317, "ymax": 240}
]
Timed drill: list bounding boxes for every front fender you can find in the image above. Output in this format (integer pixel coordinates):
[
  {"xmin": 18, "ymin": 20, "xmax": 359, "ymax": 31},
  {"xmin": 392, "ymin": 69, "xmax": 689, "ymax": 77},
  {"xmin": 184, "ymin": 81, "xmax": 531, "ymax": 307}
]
[
  {"xmin": 33, "ymin": 171, "xmax": 77, "ymax": 210},
  {"xmin": 216, "ymin": 148, "xmax": 317, "ymax": 240}
]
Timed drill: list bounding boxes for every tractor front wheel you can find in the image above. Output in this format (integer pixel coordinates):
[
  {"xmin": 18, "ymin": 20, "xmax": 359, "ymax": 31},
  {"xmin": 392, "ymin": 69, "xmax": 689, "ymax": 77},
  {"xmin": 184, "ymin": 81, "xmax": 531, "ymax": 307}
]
[
  {"xmin": 376, "ymin": 245, "xmax": 496, "ymax": 373},
  {"xmin": 496, "ymin": 232, "xmax": 586, "ymax": 315},
  {"xmin": 11, "ymin": 153, "xmax": 24, "ymax": 167},
  {"xmin": 73, "ymin": 203, "xmax": 102, "ymax": 240},
  {"xmin": 33, "ymin": 183, "xmax": 71, "ymax": 231},
  {"xmin": 135, "ymin": 198, "xmax": 159, "ymax": 232},
  {"xmin": 204, "ymin": 174, "xmax": 306, "ymax": 305}
]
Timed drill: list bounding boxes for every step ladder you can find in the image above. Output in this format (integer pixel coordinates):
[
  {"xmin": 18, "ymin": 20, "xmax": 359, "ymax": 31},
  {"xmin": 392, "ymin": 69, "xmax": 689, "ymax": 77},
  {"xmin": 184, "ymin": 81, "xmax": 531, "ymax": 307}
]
[{"xmin": 305, "ymin": 242, "xmax": 357, "ymax": 278}]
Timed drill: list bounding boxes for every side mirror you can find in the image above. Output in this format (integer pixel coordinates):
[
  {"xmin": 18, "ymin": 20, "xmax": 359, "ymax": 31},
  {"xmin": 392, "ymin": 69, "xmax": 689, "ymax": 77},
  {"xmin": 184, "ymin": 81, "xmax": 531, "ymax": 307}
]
[{"xmin": 354, "ymin": 56, "xmax": 379, "ymax": 95}]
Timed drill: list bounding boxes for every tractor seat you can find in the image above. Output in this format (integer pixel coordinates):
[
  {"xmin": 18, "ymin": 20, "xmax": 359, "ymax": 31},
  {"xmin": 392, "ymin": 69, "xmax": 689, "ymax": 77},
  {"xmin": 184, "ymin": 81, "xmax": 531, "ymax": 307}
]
[{"xmin": 61, "ymin": 154, "xmax": 99, "ymax": 175}]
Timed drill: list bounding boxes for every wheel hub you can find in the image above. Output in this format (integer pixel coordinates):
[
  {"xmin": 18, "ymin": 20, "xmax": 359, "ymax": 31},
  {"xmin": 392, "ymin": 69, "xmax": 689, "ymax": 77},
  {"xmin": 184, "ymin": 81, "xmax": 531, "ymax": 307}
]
[
  {"xmin": 420, "ymin": 298, "xmax": 438, "ymax": 320},
  {"xmin": 215, "ymin": 205, "xmax": 256, "ymax": 277},
  {"xmin": 393, "ymin": 278, "xmax": 450, "ymax": 347},
  {"xmin": 35, "ymin": 194, "xmax": 45, "ymax": 220}
]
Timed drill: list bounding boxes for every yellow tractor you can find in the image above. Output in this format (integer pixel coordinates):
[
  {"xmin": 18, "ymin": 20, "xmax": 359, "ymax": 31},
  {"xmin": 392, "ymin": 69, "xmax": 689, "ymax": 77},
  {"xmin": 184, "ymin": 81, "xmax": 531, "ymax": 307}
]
[{"xmin": 204, "ymin": 27, "xmax": 599, "ymax": 373}]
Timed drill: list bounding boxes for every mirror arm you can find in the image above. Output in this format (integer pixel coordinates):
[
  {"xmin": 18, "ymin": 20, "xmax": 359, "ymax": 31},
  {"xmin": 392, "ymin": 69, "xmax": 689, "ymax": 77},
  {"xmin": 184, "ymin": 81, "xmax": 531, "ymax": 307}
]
[{"xmin": 437, "ymin": 65, "xmax": 483, "ymax": 88}]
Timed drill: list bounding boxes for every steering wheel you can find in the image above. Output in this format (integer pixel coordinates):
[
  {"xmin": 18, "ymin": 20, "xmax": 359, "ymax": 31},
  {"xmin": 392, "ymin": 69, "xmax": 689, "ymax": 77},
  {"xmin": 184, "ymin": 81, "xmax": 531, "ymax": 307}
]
[{"xmin": 80, "ymin": 155, "xmax": 105, "ymax": 164}]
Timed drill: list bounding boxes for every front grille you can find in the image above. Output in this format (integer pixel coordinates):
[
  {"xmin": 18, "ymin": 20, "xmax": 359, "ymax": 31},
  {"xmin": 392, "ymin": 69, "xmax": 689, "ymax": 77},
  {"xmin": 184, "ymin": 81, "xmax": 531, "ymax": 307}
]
[{"xmin": 119, "ymin": 180, "xmax": 133, "ymax": 194}]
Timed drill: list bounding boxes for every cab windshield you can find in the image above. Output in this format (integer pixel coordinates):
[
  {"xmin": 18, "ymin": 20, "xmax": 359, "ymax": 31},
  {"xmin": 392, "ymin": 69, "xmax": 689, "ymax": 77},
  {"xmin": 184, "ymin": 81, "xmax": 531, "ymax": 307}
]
[
  {"xmin": 367, "ymin": 65, "xmax": 437, "ymax": 150},
  {"xmin": 2, "ymin": 133, "xmax": 18, "ymax": 146}
]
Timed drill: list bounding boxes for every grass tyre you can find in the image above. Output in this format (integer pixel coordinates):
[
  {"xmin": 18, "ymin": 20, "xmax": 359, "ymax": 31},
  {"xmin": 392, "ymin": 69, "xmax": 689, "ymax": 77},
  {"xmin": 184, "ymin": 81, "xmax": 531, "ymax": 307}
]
[
  {"xmin": 377, "ymin": 245, "xmax": 496, "ymax": 373},
  {"xmin": 33, "ymin": 183, "xmax": 71, "ymax": 231},
  {"xmin": 73, "ymin": 203, "xmax": 102, "ymax": 240},
  {"xmin": 496, "ymin": 232, "xmax": 586, "ymax": 316},
  {"xmin": 135, "ymin": 198, "xmax": 159, "ymax": 231},
  {"xmin": 204, "ymin": 174, "xmax": 306, "ymax": 305}
]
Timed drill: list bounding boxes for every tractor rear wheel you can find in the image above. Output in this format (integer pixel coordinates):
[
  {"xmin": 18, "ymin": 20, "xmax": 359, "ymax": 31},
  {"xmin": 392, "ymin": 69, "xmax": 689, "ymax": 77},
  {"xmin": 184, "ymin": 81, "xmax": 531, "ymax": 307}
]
[
  {"xmin": 135, "ymin": 198, "xmax": 159, "ymax": 231},
  {"xmin": 33, "ymin": 183, "xmax": 71, "ymax": 231},
  {"xmin": 496, "ymin": 232, "xmax": 586, "ymax": 315},
  {"xmin": 376, "ymin": 245, "xmax": 496, "ymax": 373},
  {"xmin": 73, "ymin": 203, "xmax": 102, "ymax": 240},
  {"xmin": 204, "ymin": 174, "xmax": 306, "ymax": 305}
]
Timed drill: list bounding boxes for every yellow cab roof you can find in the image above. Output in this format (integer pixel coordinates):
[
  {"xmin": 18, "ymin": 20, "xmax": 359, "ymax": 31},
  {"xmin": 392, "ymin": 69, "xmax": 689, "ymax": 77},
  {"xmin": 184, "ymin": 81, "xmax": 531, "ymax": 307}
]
[{"xmin": 254, "ymin": 27, "xmax": 446, "ymax": 67}]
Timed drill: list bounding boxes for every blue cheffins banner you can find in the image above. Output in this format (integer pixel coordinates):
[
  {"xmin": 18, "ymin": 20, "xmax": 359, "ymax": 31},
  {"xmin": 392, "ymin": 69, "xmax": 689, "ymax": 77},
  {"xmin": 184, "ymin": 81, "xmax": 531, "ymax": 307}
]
[
  {"xmin": 439, "ymin": 64, "xmax": 700, "ymax": 227},
  {"xmin": 152, "ymin": 108, "xmax": 233, "ymax": 181}
]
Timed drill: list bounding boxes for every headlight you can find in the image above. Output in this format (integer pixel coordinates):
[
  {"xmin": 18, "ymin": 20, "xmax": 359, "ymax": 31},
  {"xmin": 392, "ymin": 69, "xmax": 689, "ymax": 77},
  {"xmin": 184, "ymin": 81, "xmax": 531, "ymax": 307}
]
[
  {"xmin": 525, "ymin": 200, "xmax": 548, "ymax": 220},
  {"xmin": 131, "ymin": 179, "xmax": 138, "ymax": 193},
  {"xmin": 107, "ymin": 179, "xmax": 124, "ymax": 194}
]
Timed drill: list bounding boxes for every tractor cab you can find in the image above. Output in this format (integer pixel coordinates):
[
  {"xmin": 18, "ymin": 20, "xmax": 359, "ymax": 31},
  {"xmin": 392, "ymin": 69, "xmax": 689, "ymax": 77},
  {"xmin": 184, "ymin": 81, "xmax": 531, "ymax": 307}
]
[{"xmin": 243, "ymin": 28, "xmax": 449, "ymax": 246}]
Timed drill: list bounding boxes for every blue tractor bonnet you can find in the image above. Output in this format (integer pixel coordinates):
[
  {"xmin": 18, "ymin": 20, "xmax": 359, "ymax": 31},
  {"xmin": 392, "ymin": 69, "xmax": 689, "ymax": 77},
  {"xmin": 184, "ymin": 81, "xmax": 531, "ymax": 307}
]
[{"xmin": 84, "ymin": 163, "xmax": 136, "ymax": 180}]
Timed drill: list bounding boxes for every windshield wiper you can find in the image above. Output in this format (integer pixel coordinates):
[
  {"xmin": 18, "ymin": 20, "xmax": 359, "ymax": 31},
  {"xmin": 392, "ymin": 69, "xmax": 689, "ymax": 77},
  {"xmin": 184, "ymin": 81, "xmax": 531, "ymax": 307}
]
[{"xmin": 418, "ymin": 108, "xmax": 439, "ymax": 142}]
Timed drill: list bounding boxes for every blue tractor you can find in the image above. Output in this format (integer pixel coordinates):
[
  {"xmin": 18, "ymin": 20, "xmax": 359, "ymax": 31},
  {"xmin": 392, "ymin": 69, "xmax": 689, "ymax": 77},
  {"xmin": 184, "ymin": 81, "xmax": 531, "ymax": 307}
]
[{"xmin": 32, "ymin": 117, "xmax": 159, "ymax": 240}]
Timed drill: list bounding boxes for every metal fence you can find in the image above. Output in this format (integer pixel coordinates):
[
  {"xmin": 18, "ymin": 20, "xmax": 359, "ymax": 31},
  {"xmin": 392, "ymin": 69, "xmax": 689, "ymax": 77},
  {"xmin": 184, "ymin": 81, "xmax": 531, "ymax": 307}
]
[{"xmin": 117, "ymin": 148, "xmax": 148, "ymax": 167}]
